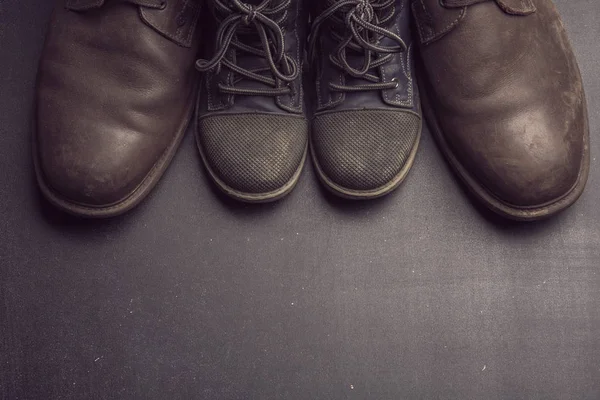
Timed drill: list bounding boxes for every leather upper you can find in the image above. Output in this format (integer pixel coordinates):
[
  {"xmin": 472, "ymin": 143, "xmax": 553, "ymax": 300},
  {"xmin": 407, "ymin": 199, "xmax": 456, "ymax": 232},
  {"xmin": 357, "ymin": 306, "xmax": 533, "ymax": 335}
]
[
  {"xmin": 36, "ymin": 0, "xmax": 201, "ymax": 206},
  {"xmin": 414, "ymin": 0, "xmax": 587, "ymax": 207},
  {"xmin": 65, "ymin": 0, "xmax": 201, "ymax": 47}
]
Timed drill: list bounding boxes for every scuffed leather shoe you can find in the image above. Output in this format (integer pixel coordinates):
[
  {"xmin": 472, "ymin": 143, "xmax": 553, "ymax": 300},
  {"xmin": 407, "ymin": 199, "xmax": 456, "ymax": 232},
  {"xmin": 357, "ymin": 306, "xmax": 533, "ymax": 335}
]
[
  {"xmin": 413, "ymin": 0, "xmax": 590, "ymax": 220},
  {"xmin": 195, "ymin": 0, "xmax": 309, "ymax": 203},
  {"xmin": 35, "ymin": 0, "xmax": 202, "ymax": 217},
  {"xmin": 308, "ymin": 0, "xmax": 422, "ymax": 200}
]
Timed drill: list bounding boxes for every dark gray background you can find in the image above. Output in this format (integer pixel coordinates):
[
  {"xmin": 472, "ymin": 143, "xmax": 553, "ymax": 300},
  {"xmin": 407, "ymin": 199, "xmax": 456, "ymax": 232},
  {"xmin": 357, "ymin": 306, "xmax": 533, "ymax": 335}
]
[{"xmin": 1, "ymin": 1, "xmax": 599, "ymax": 399}]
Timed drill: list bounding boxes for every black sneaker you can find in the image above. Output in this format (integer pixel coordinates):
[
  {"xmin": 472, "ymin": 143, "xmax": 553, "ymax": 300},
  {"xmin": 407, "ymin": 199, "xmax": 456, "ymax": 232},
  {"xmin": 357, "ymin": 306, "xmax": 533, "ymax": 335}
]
[
  {"xmin": 195, "ymin": 0, "xmax": 309, "ymax": 203},
  {"xmin": 308, "ymin": 0, "xmax": 422, "ymax": 199}
]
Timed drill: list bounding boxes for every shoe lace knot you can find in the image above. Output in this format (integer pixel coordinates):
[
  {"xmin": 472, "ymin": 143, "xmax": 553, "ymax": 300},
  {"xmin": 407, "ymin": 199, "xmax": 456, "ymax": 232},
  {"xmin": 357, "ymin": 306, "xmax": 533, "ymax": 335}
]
[{"xmin": 242, "ymin": 4, "xmax": 259, "ymax": 25}]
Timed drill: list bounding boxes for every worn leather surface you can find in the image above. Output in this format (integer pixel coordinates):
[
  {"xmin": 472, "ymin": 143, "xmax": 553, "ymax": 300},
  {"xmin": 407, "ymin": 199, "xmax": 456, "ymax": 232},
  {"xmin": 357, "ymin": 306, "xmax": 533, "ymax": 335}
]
[
  {"xmin": 1, "ymin": 1, "xmax": 599, "ymax": 399},
  {"xmin": 36, "ymin": 0, "xmax": 201, "ymax": 206},
  {"xmin": 413, "ymin": 0, "xmax": 587, "ymax": 207}
]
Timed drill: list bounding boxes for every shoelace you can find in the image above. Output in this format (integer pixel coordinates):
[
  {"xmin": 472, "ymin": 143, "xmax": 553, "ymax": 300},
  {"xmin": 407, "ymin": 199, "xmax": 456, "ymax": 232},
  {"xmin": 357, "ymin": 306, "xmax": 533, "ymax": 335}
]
[
  {"xmin": 309, "ymin": 0, "xmax": 407, "ymax": 93},
  {"xmin": 196, "ymin": 0, "xmax": 299, "ymax": 97}
]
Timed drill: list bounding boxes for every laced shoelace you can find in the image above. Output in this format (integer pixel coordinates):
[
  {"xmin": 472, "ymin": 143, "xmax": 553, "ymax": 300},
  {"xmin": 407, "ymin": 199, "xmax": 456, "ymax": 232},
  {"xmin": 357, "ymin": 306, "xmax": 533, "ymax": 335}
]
[
  {"xmin": 308, "ymin": 0, "xmax": 407, "ymax": 93},
  {"xmin": 196, "ymin": 0, "xmax": 299, "ymax": 97}
]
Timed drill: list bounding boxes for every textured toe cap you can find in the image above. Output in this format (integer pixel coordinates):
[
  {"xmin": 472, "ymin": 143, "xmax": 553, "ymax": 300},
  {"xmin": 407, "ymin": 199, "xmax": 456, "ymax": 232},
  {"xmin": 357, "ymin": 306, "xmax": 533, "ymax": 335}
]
[
  {"xmin": 198, "ymin": 113, "xmax": 308, "ymax": 195},
  {"xmin": 311, "ymin": 109, "xmax": 421, "ymax": 192}
]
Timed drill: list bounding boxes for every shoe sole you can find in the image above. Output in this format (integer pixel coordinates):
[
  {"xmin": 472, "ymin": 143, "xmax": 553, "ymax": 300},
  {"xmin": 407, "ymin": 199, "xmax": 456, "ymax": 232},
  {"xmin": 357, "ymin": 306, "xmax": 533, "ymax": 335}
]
[
  {"xmin": 195, "ymin": 115, "xmax": 308, "ymax": 204},
  {"xmin": 310, "ymin": 116, "xmax": 422, "ymax": 200},
  {"xmin": 417, "ymin": 64, "xmax": 590, "ymax": 221},
  {"xmin": 33, "ymin": 87, "xmax": 197, "ymax": 219}
]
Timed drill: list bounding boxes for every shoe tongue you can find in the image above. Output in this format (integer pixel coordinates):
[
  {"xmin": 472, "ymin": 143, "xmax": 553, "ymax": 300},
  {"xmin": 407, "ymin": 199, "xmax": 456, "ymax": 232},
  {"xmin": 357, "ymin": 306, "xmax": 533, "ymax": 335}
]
[
  {"xmin": 231, "ymin": 1, "xmax": 284, "ymax": 92},
  {"xmin": 327, "ymin": 1, "xmax": 392, "ymax": 86}
]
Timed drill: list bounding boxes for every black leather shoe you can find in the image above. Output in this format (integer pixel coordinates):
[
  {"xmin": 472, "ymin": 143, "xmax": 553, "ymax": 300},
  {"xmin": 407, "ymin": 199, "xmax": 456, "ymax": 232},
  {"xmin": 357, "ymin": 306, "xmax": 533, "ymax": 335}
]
[
  {"xmin": 195, "ymin": 0, "xmax": 309, "ymax": 203},
  {"xmin": 35, "ymin": 0, "xmax": 202, "ymax": 218},
  {"xmin": 308, "ymin": 0, "xmax": 422, "ymax": 199}
]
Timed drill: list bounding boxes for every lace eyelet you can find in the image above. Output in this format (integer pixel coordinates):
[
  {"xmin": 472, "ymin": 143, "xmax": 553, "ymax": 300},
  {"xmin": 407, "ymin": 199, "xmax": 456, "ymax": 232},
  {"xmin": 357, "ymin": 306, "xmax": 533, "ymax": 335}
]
[
  {"xmin": 176, "ymin": 15, "xmax": 187, "ymax": 26},
  {"xmin": 287, "ymin": 82, "xmax": 296, "ymax": 94},
  {"xmin": 159, "ymin": 1, "xmax": 167, "ymax": 10},
  {"xmin": 391, "ymin": 77, "xmax": 399, "ymax": 89}
]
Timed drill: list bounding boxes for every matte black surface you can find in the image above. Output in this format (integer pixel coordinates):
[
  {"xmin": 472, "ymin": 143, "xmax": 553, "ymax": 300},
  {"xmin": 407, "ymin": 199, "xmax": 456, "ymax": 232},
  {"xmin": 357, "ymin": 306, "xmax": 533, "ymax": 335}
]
[{"xmin": 1, "ymin": 1, "xmax": 599, "ymax": 399}]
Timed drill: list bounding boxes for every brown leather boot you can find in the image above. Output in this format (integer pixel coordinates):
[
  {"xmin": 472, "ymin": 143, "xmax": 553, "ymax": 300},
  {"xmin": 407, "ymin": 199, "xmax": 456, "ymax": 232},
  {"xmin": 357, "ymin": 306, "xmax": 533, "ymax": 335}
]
[
  {"xmin": 412, "ymin": 0, "xmax": 590, "ymax": 221},
  {"xmin": 34, "ymin": 0, "xmax": 202, "ymax": 217}
]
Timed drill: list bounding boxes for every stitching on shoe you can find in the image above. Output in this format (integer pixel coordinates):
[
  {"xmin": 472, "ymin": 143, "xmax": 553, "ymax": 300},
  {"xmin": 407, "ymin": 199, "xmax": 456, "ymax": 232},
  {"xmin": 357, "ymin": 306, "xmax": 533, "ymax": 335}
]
[
  {"xmin": 276, "ymin": 1, "xmax": 303, "ymax": 113},
  {"xmin": 382, "ymin": 43, "xmax": 413, "ymax": 107}
]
